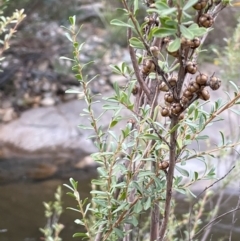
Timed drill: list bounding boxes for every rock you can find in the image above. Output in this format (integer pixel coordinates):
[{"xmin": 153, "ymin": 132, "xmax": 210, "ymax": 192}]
[
  {"xmin": 2, "ymin": 108, "xmax": 17, "ymax": 123},
  {"xmin": 62, "ymin": 93, "xmax": 77, "ymax": 102},
  {"xmin": 1, "ymin": 100, "xmax": 12, "ymax": 109},
  {"xmin": 109, "ymin": 74, "xmax": 126, "ymax": 87},
  {"xmin": 41, "ymin": 81, "xmax": 51, "ymax": 92},
  {"xmin": 0, "ymin": 99, "xmax": 100, "ymax": 158},
  {"xmin": 0, "ymin": 94, "xmax": 131, "ymax": 159},
  {"xmin": 40, "ymin": 96, "xmax": 55, "ymax": 106},
  {"xmin": 75, "ymin": 156, "xmax": 97, "ymax": 169},
  {"xmin": 26, "ymin": 163, "xmax": 58, "ymax": 180}
]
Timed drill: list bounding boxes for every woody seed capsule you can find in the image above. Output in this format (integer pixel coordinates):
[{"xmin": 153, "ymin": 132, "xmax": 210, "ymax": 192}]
[
  {"xmin": 161, "ymin": 106, "xmax": 170, "ymax": 117},
  {"xmin": 208, "ymin": 76, "xmax": 221, "ymax": 90},
  {"xmin": 196, "ymin": 73, "xmax": 208, "ymax": 85}
]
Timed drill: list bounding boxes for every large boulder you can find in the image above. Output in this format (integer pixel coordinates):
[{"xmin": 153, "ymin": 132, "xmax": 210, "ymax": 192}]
[{"xmin": 0, "ymin": 99, "xmax": 104, "ymax": 158}]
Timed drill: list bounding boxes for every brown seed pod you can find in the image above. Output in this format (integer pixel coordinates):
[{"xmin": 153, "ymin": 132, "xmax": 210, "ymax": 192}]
[
  {"xmin": 199, "ymin": 88, "xmax": 210, "ymax": 100},
  {"xmin": 145, "ymin": 59, "xmax": 155, "ymax": 72},
  {"xmin": 167, "ymin": 49, "xmax": 179, "ymax": 58},
  {"xmin": 127, "ymin": 118, "xmax": 136, "ymax": 124},
  {"xmin": 150, "ymin": 46, "xmax": 159, "ymax": 58},
  {"xmin": 159, "ymin": 161, "xmax": 169, "ymax": 170},
  {"xmin": 196, "ymin": 73, "xmax": 208, "ymax": 85},
  {"xmin": 183, "ymin": 89, "xmax": 193, "ymax": 99},
  {"xmin": 208, "ymin": 76, "xmax": 221, "ymax": 90},
  {"xmin": 164, "ymin": 92, "xmax": 174, "ymax": 103},
  {"xmin": 187, "ymin": 81, "xmax": 200, "ymax": 93},
  {"xmin": 180, "ymin": 96, "xmax": 190, "ymax": 106},
  {"xmin": 144, "ymin": 16, "xmax": 155, "ymax": 25},
  {"xmin": 199, "ymin": 14, "xmax": 214, "ymax": 28},
  {"xmin": 132, "ymin": 85, "xmax": 139, "ymax": 95},
  {"xmin": 162, "ymin": 37, "xmax": 171, "ymax": 44},
  {"xmin": 168, "ymin": 76, "xmax": 177, "ymax": 87},
  {"xmin": 161, "ymin": 106, "xmax": 170, "ymax": 117},
  {"xmin": 193, "ymin": 0, "xmax": 208, "ymax": 10},
  {"xmin": 142, "ymin": 65, "xmax": 150, "ymax": 75},
  {"xmin": 191, "ymin": 37, "xmax": 201, "ymax": 49},
  {"xmin": 167, "ymin": 41, "xmax": 179, "ymax": 57},
  {"xmin": 159, "ymin": 82, "xmax": 169, "ymax": 92},
  {"xmin": 178, "ymin": 112, "xmax": 185, "ymax": 120},
  {"xmin": 186, "ymin": 61, "xmax": 197, "ymax": 74},
  {"xmin": 171, "ymin": 103, "xmax": 182, "ymax": 115},
  {"xmin": 149, "ymin": 3, "xmax": 156, "ymax": 8},
  {"xmin": 181, "ymin": 37, "xmax": 192, "ymax": 47}
]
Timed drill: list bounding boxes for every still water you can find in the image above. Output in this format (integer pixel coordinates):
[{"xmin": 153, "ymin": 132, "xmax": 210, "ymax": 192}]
[
  {"xmin": 0, "ymin": 178, "xmax": 92, "ymax": 241},
  {"xmin": 1, "ymin": 169, "xmax": 240, "ymax": 240}
]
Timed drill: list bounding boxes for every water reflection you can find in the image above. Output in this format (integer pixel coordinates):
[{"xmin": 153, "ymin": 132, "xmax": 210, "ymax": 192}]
[
  {"xmin": 0, "ymin": 177, "xmax": 93, "ymax": 241},
  {"xmin": 1, "ymin": 176, "xmax": 240, "ymax": 241}
]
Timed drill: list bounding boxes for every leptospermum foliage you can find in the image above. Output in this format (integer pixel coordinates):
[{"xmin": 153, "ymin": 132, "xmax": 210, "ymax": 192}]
[
  {"xmin": 0, "ymin": 0, "xmax": 26, "ymax": 66},
  {"xmin": 63, "ymin": 1, "xmax": 240, "ymax": 240}
]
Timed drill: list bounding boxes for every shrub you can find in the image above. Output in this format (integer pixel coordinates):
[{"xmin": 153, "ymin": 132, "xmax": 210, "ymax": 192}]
[{"xmin": 63, "ymin": 1, "xmax": 240, "ymax": 240}]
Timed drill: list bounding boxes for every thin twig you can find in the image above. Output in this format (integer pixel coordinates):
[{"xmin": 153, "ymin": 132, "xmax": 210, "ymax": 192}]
[
  {"xmin": 197, "ymin": 166, "xmax": 235, "ymax": 199},
  {"xmin": 191, "ymin": 92, "xmax": 240, "ymax": 140},
  {"xmin": 188, "ymin": 166, "xmax": 235, "ymax": 240},
  {"xmin": 191, "ymin": 206, "xmax": 240, "ymax": 240},
  {"xmin": 229, "ymin": 185, "xmax": 240, "ymax": 241}
]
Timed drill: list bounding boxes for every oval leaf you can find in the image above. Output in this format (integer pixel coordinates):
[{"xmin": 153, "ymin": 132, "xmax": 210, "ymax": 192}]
[
  {"xmin": 175, "ymin": 165, "xmax": 189, "ymax": 177},
  {"xmin": 167, "ymin": 37, "xmax": 181, "ymax": 53},
  {"xmin": 129, "ymin": 37, "xmax": 145, "ymax": 49},
  {"xmin": 153, "ymin": 28, "xmax": 177, "ymax": 38},
  {"xmin": 180, "ymin": 25, "xmax": 194, "ymax": 39},
  {"xmin": 110, "ymin": 19, "xmax": 133, "ymax": 28}
]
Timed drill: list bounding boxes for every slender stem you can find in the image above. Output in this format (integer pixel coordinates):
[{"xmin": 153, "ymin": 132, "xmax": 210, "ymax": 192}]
[
  {"xmin": 158, "ymin": 116, "xmax": 179, "ymax": 240},
  {"xmin": 191, "ymin": 206, "xmax": 240, "ymax": 240},
  {"xmin": 191, "ymin": 92, "xmax": 240, "ymax": 140}
]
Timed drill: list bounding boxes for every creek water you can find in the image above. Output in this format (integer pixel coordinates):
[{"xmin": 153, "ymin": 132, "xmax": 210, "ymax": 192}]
[{"xmin": 1, "ymin": 170, "xmax": 240, "ymax": 241}]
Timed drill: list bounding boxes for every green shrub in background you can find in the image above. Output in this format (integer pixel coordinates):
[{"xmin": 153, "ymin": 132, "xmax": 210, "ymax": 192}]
[
  {"xmin": 40, "ymin": 186, "xmax": 64, "ymax": 241},
  {"xmin": 0, "ymin": 0, "xmax": 25, "ymax": 70},
  {"xmin": 63, "ymin": 1, "xmax": 240, "ymax": 240}
]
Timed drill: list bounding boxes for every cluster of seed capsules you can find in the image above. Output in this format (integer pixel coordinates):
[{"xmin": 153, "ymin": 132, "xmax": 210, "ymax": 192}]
[
  {"xmin": 159, "ymin": 73, "xmax": 221, "ymax": 119},
  {"xmin": 135, "ymin": 0, "xmax": 221, "ymax": 120}
]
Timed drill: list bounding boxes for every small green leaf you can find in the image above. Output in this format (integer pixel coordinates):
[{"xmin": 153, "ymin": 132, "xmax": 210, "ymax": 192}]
[
  {"xmin": 194, "ymin": 171, "xmax": 199, "ymax": 181},
  {"xmin": 59, "ymin": 56, "xmax": 75, "ymax": 61},
  {"xmin": 74, "ymin": 219, "xmax": 84, "ymax": 225},
  {"xmin": 69, "ymin": 15, "xmax": 76, "ymax": 25},
  {"xmin": 167, "ymin": 37, "xmax": 181, "ymax": 52},
  {"xmin": 188, "ymin": 189, "xmax": 197, "ymax": 198},
  {"xmin": 175, "ymin": 165, "xmax": 189, "ymax": 177},
  {"xmin": 188, "ymin": 23, "xmax": 207, "ymax": 37},
  {"xmin": 133, "ymin": 200, "xmax": 143, "ymax": 214},
  {"xmin": 219, "ymin": 131, "xmax": 225, "ymax": 145},
  {"xmin": 141, "ymin": 133, "xmax": 160, "ymax": 140},
  {"xmin": 65, "ymin": 32, "xmax": 73, "ymax": 42},
  {"xmin": 65, "ymin": 89, "xmax": 82, "ymax": 94},
  {"xmin": 113, "ymin": 228, "xmax": 124, "ymax": 238},
  {"xmin": 66, "ymin": 207, "xmax": 81, "ymax": 213},
  {"xmin": 153, "ymin": 28, "xmax": 177, "ymax": 38},
  {"xmin": 134, "ymin": 0, "xmax": 139, "ymax": 14},
  {"xmin": 169, "ymin": 123, "xmax": 179, "ymax": 134},
  {"xmin": 144, "ymin": 197, "xmax": 151, "ymax": 210},
  {"xmin": 69, "ymin": 178, "xmax": 78, "ymax": 189},
  {"xmin": 180, "ymin": 25, "xmax": 194, "ymax": 39},
  {"xmin": 229, "ymin": 81, "xmax": 239, "ymax": 93},
  {"xmin": 129, "ymin": 37, "xmax": 145, "ymax": 49},
  {"xmin": 73, "ymin": 233, "xmax": 89, "ymax": 238},
  {"xmin": 175, "ymin": 188, "xmax": 186, "ymax": 194},
  {"xmin": 110, "ymin": 19, "xmax": 133, "ymax": 28},
  {"xmin": 183, "ymin": 0, "xmax": 198, "ymax": 10},
  {"xmin": 196, "ymin": 135, "xmax": 209, "ymax": 140},
  {"xmin": 124, "ymin": 216, "xmax": 138, "ymax": 227}
]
